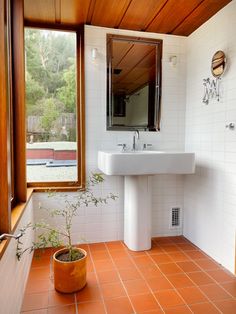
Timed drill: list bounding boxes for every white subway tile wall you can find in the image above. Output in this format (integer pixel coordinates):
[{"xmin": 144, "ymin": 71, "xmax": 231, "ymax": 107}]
[
  {"xmin": 184, "ymin": 0, "xmax": 236, "ymax": 273},
  {"xmin": 34, "ymin": 25, "xmax": 187, "ymax": 244},
  {"xmin": 0, "ymin": 198, "xmax": 34, "ymax": 314}
]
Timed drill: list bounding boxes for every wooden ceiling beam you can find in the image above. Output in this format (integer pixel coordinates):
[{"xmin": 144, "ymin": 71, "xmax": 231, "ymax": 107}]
[
  {"xmin": 146, "ymin": 0, "xmax": 204, "ymax": 34},
  {"xmin": 172, "ymin": 0, "xmax": 232, "ymax": 36},
  {"xmin": 55, "ymin": 0, "xmax": 61, "ymax": 24},
  {"xmin": 23, "ymin": 0, "xmax": 232, "ymax": 36}
]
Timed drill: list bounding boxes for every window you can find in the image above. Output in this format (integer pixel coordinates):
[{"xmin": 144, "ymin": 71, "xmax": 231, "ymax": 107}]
[
  {"xmin": 0, "ymin": 0, "xmax": 85, "ymax": 244},
  {"xmin": 25, "ymin": 29, "xmax": 81, "ymax": 185},
  {"xmin": 24, "ymin": 27, "xmax": 85, "ymax": 188}
]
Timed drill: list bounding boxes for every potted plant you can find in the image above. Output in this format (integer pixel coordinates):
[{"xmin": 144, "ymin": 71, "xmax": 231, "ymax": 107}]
[{"xmin": 16, "ymin": 173, "xmax": 117, "ymax": 293}]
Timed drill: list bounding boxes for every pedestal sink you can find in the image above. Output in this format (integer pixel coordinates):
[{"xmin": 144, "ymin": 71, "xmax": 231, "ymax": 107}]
[{"xmin": 98, "ymin": 150, "xmax": 195, "ymax": 251}]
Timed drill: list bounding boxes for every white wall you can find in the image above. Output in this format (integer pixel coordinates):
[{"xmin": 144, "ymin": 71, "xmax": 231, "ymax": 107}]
[
  {"xmin": 34, "ymin": 25, "xmax": 187, "ymax": 243},
  {"xmin": 0, "ymin": 198, "xmax": 34, "ymax": 314},
  {"xmin": 184, "ymin": 0, "xmax": 236, "ymax": 273},
  {"xmin": 86, "ymin": 25, "xmax": 187, "ymax": 238}
]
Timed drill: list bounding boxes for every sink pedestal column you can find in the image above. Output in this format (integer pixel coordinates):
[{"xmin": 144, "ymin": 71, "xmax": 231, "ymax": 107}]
[{"xmin": 124, "ymin": 175, "xmax": 152, "ymax": 251}]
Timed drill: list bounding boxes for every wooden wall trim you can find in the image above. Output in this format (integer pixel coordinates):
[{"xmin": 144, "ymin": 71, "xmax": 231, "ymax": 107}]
[
  {"xmin": 0, "ymin": 0, "xmax": 11, "ymax": 234},
  {"xmin": 78, "ymin": 27, "xmax": 86, "ymax": 189},
  {"xmin": 12, "ymin": 0, "xmax": 27, "ymax": 202}
]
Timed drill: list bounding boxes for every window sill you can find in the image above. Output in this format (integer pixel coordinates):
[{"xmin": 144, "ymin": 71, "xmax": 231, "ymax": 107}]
[
  {"xmin": 0, "ymin": 188, "xmax": 34, "ymax": 258},
  {"xmin": 0, "ymin": 185, "xmax": 85, "ymax": 258}
]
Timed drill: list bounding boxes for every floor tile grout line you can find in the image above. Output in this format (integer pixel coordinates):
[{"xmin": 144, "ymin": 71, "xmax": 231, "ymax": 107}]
[
  {"xmin": 104, "ymin": 241, "xmax": 138, "ymax": 314},
  {"xmin": 176, "ymin": 247, "xmax": 236, "ymax": 310},
  {"xmin": 22, "ymin": 237, "xmax": 236, "ymax": 313},
  {"xmin": 152, "ymin": 237, "xmax": 234, "ymax": 311},
  {"xmin": 159, "ymin": 239, "xmax": 236, "ymax": 301},
  {"xmin": 85, "ymin": 243, "xmax": 109, "ymax": 314},
  {"xmin": 149, "ymin": 242, "xmax": 229, "ymax": 313},
  {"xmin": 147, "ymin": 251, "xmax": 194, "ymax": 313},
  {"xmin": 74, "ymin": 293, "xmax": 78, "ymax": 314}
]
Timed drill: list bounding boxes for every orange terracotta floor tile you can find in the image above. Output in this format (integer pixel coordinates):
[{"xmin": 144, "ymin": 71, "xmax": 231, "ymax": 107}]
[
  {"xmin": 146, "ymin": 275, "xmax": 174, "ymax": 291},
  {"xmin": 132, "ymin": 255, "xmax": 156, "ymax": 268},
  {"xmin": 76, "ymin": 284, "xmax": 101, "ymax": 302},
  {"xmin": 77, "ymin": 300, "xmax": 106, "ymax": 314},
  {"xmin": 221, "ymin": 281, "xmax": 236, "ymax": 297},
  {"xmin": 206, "ymin": 269, "xmax": 236, "ymax": 283},
  {"xmin": 167, "ymin": 251, "xmax": 190, "ymax": 262},
  {"xmin": 161, "ymin": 244, "xmax": 180, "ymax": 253},
  {"xmin": 104, "ymin": 296, "xmax": 134, "ymax": 314},
  {"xmin": 214, "ymin": 299, "xmax": 236, "ymax": 314},
  {"xmin": 154, "ymin": 289, "xmax": 185, "ymax": 308},
  {"xmin": 129, "ymin": 293, "xmax": 161, "ymax": 312},
  {"xmin": 48, "ymin": 290, "xmax": 75, "ymax": 307},
  {"xmin": 106, "ymin": 240, "xmax": 126, "ymax": 251},
  {"xmin": 177, "ymin": 286, "xmax": 208, "ymax": 304},
  {"xmin": 123, "ymin": 278, "xmax": 151, "ymax": 295},
  {"xmin": 176, "ymin": 260, "xmax": 201, "ymax": 272},
  {"xmin": 118, "ymin": 267, "xmax": 142, "ymax": 281},
  {"xmin": 100, "ymin": 282, "xmax": 126, "ymax": 299},
  {"xmin": 158, "ymin": 262, "xmax": 184, "ymax": 275},
  {"xmin": 137, "ymin": 264, "xmax": 162, "ymax": 278},
  {"xmin": 187, "ymin": 271, "xmax": 215, "ymax": 286},
  {"xmin": 93, "ymin": 258, "xmax": 115, "ymax": 271},
  {"xmin": 150, "ymin": 253, "xmax": 173, "ymax": 264},
  {"xmin": 199, "ymin": 283, "xmax": 232, "ymax": 301},
  {"xmin": 21, "ymin": 236, "xmax": 236, "ymax": 314},
  {"xmin": 190, "ymin": 302, "xmax": 221, "ymax": 313},
  {"xmin": 47, "ymin": 304, "xmax": 76, "ymax": 314},
  {"xmin": 167, "ymin": 273, "xmax": 196, "ymax": 288},
  {"xmin": 194, "ymin": 258, "xmax": 221, "ymax": 270},
  {"xmin": 21, "ymin": 292, "xmax": 48, "ymax": 312},
  {"xmin": 113, "ymin": 256, "xmax": 135, "ymax": 269},
  {"xmin": 164, "ymin": 305, "xmax": 192, "ymax": 313},
  {"xmin": 25, "ymin": 279, "xmax": 51, "ymax": 295}
]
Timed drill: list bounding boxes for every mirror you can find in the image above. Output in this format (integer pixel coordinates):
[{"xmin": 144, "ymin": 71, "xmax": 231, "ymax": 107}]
[
  {"xmin": 107, "ymin": 34, "xmax": 162, "ymax": 131},
  {"xmin": 211, "ymin": 50, "xmax": 226, "ymax": 77}
]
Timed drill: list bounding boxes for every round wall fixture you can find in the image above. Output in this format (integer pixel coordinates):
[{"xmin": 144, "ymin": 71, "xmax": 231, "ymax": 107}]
[{"xmin": 211, "ymin": 50, "xmax": 226, "ymax": 77}]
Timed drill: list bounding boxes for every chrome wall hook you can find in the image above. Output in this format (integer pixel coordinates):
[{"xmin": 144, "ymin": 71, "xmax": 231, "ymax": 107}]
[
  {"xmin": 225, "ymin": 123, "xmax": 235, "ymax": 130},
  {"xmin": 0, "ymin": 232, "xmax": 23, "ymax": 242}
]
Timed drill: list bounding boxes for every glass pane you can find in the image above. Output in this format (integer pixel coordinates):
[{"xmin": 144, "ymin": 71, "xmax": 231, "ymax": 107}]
[{"xmin": 25, "ymin": 29, "xmax": 77, "ymax": 183}]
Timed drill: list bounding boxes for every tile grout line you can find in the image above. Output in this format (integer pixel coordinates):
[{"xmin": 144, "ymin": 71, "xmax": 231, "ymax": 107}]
[
  {"xmin": 22, "ymin": 237, "xmax": 236, "ymax": 313},
  {"xmin": 86, "ymin": 243, "xmax": 109, "ymax": 314},
  {"xmin": 152, "ymin": 239, "xmax": 224, "ymax": 312},
  {"xmin": 162, "ymin": 240, "xmax": 236, "ymax": 301},
  {"xmin": 147, "ymin": 246, "xmax": 195, "ymax": 313},
  {"xmin": 152, "ymin": 238, "xmax": 227, "ymax": 313},
  {"xmin": 150, "ymin": 237, "xmax": 234, "ymax": 312},
  {"xmin": 104, "ymin": 241, "xmax": 138, "ymax": 314}
]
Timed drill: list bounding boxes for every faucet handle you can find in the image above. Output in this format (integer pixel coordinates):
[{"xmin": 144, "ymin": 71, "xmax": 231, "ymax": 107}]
[{"xmin": 117, "ymin": 144, "xmax": 127, "ymax": 152}]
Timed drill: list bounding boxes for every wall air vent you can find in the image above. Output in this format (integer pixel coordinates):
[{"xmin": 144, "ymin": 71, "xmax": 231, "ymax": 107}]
[{"xmin": 170, "ymin": 207, "xmax": 181, "ymax": 228}]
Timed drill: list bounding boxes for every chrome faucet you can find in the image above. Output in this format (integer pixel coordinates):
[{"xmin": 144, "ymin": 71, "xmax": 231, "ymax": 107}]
[{"xmin": 132, "ymin": 130, "xmax": 140, "ymax": 151}]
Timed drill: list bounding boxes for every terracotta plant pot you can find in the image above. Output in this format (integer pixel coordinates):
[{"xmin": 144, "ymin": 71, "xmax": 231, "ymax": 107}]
[{"xmin": 53, "ymin": 247, "xmax": 87, "ymax": 293}]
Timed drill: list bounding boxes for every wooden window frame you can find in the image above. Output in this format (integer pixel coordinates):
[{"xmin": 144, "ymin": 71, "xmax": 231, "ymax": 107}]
[
  {"xmin": 25, "ymin": 25, "xmax": 85, "ymax": 190},
  {"xmin": 0, "ymin": 0, "xmax": 85, "ymax": 253}
]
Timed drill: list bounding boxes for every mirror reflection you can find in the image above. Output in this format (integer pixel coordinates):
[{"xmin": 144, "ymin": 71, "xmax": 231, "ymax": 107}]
[
  {"xmin": 107, "ymin": 35, "xmax": 162, "ymax": 131},
  {"xmin": 211, "ymin": 50, "xmax": 226, "ymax": 77}
]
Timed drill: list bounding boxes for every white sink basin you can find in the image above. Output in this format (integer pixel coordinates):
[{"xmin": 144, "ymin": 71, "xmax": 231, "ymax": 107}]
[{"xmin": 98, "ymin": 150, "xmax": 195, "ymax": 175}]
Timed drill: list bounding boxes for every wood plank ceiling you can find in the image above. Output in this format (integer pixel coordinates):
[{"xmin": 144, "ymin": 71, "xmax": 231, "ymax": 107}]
[{"xmin": 24, "ymin": 0, "xmax": 232, "ymax": 36}]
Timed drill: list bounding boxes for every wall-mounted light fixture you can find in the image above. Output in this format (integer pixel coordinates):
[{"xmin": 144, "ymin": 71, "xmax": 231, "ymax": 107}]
[
  {"xmin": 169, "ymin": 55, "xmax": 177, "ymax": 67},
  {"xmin": 91, "ymin": 47, "xmax": 98, "ymax": 60}
]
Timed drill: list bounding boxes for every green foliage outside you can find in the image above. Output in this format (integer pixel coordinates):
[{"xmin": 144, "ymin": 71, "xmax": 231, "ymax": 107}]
[{"xmin": 25, "ymin": 29, "xmax": 76, "ymax": 141}]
